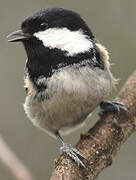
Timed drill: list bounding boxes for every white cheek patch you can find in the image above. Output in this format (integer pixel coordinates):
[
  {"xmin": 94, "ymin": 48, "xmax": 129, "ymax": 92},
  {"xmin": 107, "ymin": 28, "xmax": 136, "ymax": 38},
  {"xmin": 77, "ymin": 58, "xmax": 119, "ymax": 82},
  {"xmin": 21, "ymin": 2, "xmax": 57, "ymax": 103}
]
[{"xmin": 34, "ymin": 28, "xmax": 93, "ymax": 56}]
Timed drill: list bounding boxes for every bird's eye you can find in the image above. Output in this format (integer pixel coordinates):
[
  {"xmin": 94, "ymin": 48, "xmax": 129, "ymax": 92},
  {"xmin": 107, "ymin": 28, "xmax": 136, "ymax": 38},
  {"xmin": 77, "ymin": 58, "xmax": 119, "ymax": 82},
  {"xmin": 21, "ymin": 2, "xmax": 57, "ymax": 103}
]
[{"xmin": 39, "ymin": 22, "xmax": 48, "ymax": 30}]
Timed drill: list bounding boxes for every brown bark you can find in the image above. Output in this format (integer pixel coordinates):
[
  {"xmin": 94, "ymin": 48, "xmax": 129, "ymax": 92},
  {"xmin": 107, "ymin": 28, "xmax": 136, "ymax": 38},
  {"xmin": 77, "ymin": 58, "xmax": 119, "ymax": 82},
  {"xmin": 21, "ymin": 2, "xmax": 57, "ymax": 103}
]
[{"xmin": 50, "ymin": 71, "xmax": 136, "ymax": 180}]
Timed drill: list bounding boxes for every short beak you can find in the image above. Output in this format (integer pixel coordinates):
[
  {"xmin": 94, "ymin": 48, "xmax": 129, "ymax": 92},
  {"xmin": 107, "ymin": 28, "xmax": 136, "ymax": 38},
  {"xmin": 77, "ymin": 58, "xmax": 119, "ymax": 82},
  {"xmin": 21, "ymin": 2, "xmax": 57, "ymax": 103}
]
[{"xmin": 7, "ymin": 30, "xmax": 31, "ymax": 42}]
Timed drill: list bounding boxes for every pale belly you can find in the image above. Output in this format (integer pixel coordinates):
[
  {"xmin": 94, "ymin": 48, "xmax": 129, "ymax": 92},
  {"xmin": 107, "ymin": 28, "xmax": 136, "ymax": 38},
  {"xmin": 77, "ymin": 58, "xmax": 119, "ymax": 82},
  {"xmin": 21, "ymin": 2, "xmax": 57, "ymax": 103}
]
[{"xmin": 24, "ymin": 67, "xmax": 113, "ymax": 136}]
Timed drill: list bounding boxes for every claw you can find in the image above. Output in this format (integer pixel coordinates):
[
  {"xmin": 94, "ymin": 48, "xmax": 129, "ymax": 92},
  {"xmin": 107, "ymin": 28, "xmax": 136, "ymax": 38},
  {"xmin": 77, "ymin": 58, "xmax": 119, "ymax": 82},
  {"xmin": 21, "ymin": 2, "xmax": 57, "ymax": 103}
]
[
  {"xmin": 60, "ymin": 143, "xmax": 86, "ymax": 168},
  {"xmin": 72, "ymin": 147, "xmax": 86, "ymax": 159},
  {"xmin": 99, "ymin": 101, "xmax": 128, "ymax": 116},
  {"xmin": 112, "ymin": 101, "xmax": 128, "ymax": 112},
  {"xmin": 55, "ymin": 132, "xmax": 86, "ymax": 168}
]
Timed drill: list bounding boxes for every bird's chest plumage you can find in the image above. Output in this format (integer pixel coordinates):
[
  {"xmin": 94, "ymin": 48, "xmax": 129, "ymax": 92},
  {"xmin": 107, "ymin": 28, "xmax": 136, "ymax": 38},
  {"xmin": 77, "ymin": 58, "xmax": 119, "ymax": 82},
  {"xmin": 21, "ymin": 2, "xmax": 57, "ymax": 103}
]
[{"xmin": 24, "ymin": 65, "xmax": 112, "ymax": 135}]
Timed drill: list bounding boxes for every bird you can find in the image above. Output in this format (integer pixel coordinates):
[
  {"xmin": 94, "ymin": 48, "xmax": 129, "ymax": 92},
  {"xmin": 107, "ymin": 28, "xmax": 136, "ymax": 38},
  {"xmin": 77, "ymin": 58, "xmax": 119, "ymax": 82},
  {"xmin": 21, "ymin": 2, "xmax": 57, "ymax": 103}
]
[{"xmin": 7, "ymin": 8, "xmax": 121, "ymax": 167}]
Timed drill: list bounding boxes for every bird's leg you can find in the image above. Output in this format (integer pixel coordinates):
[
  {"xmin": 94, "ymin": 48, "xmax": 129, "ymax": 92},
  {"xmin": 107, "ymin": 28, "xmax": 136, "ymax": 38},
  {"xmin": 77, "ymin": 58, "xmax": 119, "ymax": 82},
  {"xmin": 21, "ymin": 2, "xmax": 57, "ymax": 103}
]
[
  {"xmin": 99, "ymin": 100, "xmax": 128, "ymax": 117},
  {"xmin": 55, "ymin": 132, "xmax": 86, "ymax": 168}
]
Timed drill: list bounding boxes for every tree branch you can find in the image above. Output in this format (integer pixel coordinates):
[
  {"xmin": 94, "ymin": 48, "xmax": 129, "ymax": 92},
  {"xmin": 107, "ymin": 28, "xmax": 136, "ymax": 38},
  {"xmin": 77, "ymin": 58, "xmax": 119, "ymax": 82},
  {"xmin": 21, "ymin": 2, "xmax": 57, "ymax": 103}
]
[{"xmin": 51, "ymin": 71, "xmax": 136, "ymax": 180}]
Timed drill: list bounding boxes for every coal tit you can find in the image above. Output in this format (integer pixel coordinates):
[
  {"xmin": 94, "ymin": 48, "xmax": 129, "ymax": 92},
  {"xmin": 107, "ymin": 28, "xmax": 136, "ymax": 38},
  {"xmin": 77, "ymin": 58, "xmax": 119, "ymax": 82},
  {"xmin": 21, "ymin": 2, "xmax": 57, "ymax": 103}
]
[{"xmin": 7, "ymin": 8, "xmax": 115, "ymax": 167}]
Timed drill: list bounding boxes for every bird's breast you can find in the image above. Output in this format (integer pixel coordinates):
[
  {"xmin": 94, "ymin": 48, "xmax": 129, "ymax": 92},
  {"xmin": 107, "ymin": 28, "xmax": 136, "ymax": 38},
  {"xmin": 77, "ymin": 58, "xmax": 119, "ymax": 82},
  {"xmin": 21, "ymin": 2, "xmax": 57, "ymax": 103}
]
[{"xmin": 24, "ymin": 66, "xmax": 113, "ymax": 135}]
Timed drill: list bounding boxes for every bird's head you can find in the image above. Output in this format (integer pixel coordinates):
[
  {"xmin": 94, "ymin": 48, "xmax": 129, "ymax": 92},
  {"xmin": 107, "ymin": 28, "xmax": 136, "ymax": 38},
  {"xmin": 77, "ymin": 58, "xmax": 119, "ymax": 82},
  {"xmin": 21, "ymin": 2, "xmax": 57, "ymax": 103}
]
[{"xmin": 7, "ymin": 8, "xmax": 94, "ymax": 57}]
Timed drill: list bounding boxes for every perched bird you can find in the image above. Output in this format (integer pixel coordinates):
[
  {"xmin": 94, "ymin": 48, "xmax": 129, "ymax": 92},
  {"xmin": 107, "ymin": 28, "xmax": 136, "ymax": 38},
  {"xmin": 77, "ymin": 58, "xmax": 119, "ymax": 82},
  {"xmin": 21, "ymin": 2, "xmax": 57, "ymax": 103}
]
[{"xmin": 7, "ymin": 8, "xmax": 118, "ymax": 167}]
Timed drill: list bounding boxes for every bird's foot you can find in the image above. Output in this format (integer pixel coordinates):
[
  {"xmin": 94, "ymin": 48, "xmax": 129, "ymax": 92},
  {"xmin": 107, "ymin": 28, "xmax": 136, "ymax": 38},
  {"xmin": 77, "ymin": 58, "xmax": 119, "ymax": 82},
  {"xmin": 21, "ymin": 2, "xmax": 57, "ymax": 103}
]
[
  {"xmin": 60, "ymin": 143, "xmax": 86, "ymax": 168},
  {"xmin": 99, "ymin": 101, "xmax": 128, "ymax": 117}
]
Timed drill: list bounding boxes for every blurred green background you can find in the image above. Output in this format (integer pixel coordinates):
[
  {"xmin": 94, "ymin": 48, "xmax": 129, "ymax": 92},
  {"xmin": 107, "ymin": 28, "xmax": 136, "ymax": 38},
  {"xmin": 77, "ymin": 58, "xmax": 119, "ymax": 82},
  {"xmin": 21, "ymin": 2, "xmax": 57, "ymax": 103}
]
[{"xmin": 0, "ymin": 0, "xmax": 136, "ymax": 179}]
